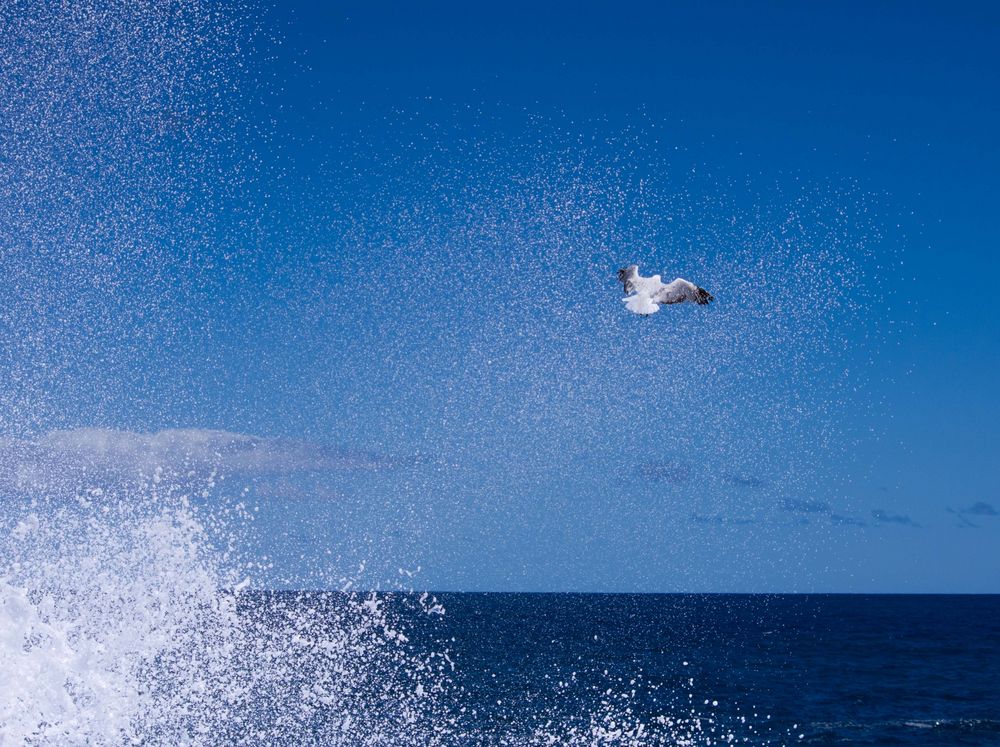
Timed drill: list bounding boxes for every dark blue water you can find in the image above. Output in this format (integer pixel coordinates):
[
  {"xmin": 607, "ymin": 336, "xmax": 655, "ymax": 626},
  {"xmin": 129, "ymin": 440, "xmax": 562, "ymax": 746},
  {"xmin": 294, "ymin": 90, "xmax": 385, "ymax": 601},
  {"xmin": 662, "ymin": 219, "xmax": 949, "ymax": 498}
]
[{"xmin": 390, "ymin": 593, "xmax": 1000, "ymax": 745}]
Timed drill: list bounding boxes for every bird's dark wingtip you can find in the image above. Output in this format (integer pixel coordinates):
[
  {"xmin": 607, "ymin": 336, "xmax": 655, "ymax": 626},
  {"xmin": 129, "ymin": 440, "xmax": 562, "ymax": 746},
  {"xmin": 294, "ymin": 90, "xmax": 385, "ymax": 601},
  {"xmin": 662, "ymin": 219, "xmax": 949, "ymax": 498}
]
[{"xmin": 696, "ymin": 287, "xmax": 714, "ymax": 304}]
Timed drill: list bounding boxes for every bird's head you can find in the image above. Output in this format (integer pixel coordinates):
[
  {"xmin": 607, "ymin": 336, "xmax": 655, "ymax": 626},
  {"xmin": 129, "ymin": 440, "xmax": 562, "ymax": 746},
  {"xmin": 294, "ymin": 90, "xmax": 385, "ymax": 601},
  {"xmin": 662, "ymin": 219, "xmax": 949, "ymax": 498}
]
[{"xmin": 617, "ymin": 265, "xmax": 638, "ymax": 292}]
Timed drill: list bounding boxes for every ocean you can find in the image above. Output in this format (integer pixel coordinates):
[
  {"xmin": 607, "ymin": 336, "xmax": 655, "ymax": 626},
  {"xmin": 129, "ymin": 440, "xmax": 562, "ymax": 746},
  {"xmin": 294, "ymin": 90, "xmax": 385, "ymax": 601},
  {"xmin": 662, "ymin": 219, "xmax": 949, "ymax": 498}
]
[
  {"xmin": 242, "ymin": 591, "xmax": 1000, "ymax": 746},
  {"xmin": 385, "ymin": 592, "xmax": 1000, "ymax": 745}
]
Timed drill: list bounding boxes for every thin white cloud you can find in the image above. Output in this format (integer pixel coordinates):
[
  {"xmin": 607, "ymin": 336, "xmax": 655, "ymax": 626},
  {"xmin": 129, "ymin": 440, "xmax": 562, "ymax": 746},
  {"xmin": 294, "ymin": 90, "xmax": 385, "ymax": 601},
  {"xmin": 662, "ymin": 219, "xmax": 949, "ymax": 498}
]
[{"xmin": 0, "ymin": 428, "xmax": 393, "ymax": 493}]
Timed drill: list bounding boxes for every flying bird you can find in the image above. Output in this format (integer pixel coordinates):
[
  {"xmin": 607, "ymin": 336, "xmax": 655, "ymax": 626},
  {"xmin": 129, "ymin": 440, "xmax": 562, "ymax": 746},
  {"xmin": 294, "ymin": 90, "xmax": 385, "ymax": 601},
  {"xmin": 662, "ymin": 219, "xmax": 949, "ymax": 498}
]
[{"xmin": 617, "ymin": 264, "xmax": 714, "ymax": 315}]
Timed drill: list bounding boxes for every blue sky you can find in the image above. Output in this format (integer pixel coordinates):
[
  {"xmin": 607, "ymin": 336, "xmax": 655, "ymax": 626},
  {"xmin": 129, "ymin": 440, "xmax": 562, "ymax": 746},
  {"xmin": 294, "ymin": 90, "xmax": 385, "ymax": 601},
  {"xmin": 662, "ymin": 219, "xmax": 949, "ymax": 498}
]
[{"xmin": 0, "ymin": 1, "xmax": 997, "ymax": 591}]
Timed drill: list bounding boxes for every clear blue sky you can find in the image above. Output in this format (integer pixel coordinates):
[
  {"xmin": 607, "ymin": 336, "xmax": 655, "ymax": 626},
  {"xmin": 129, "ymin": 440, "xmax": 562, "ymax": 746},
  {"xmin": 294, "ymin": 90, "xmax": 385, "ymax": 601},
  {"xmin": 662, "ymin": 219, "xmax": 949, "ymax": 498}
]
[{"xmin": 1, "ymin": 1, "xmax": 997, "ymax": 591}]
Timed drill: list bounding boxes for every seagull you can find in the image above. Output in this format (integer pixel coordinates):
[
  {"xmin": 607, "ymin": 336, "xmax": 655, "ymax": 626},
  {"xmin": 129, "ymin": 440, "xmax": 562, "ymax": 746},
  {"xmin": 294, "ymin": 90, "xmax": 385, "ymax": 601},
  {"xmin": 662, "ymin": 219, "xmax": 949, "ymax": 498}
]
[{"xmin": 617, "ymin": 264, "xmax": 714, "ymax": 315}]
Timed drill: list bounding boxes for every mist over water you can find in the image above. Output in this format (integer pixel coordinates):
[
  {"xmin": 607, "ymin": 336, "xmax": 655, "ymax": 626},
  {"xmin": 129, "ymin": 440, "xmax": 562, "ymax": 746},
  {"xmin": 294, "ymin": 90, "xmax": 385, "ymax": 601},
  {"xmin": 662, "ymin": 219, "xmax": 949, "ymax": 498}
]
[{"xmin": 0, "ymin": 0, "xmax": 897, "ymax": 743}]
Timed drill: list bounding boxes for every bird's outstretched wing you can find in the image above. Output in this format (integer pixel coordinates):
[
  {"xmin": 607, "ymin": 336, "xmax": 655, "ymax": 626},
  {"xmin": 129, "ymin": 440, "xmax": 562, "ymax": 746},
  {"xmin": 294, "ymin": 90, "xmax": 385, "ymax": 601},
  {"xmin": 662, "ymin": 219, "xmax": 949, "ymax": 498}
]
[{"xmin": 653, "ymin": 278, "xmax": 714, "ymax": 305}]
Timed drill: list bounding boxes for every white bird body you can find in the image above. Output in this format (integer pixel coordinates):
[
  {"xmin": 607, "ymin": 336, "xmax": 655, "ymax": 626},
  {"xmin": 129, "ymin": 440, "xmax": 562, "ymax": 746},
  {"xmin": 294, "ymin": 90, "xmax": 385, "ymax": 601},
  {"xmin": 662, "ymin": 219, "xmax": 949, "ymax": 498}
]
[{"xmin": 617, "ymin": 265, "xmax": 713, "ymax": 315}]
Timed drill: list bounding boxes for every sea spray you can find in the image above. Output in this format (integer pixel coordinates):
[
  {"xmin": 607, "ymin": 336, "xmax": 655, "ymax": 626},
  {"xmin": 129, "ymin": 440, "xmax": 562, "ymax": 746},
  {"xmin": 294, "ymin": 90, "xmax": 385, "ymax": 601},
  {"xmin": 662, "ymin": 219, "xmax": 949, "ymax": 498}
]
[
  {"xmin": 0, "ymin": 479, "xmax": 454, "ymax": 745},
  {"xmin": 0, "ymin": 473, "xmax": 770, "ymax": 745}
]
